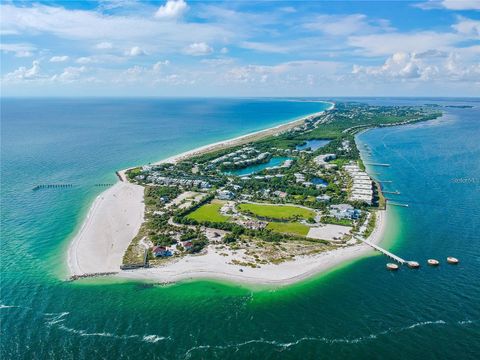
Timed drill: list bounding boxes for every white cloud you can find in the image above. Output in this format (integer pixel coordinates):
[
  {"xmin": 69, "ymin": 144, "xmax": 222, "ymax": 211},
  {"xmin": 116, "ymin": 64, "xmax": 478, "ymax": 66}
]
[
  {"xmin": 304, "ymin": 14, "xmax": 393, "ymax": 36},
  {"xmin": 0, "ymin": 43, "xmax": 35, "ymax": 57},
  {"xmin": 4, "ymin": 60, "xmax": 41, "ymax": 81},
  {"xmin": 126, "ymin": 46, "xmax": 147, "ymax": 56},
  {"xmin": 183, "ymin": 42, "xmax": 213, "ymax": 56},
  {"xmin": 153, "ymin": 60, "xmax": 170, "ymax": 72},
  {"xmin": 352, "ymin": 51, "xmax": 480, "ymax": 82},
  {"xmin": 154, "ymin": 0, "xmax": 188, "ymax": 20},
  {"xmin": 53, "ymin": 66, "xmax": 87, "ymax": 82},
  {"xmin": 415, "ymin": 0, "xmax": 480, "ymax": 10},
  {"xmin": 453, "ymin": 16, "xmax": 480, "ymax": 36},
  {"xmin": 348, "ymin": 31, "xmax": 461, "ymax": 56},
  {"xmin": 49, "ymin": 55, "xmax": 69, "ymax": 62},
  {"xmin": 95, "ymin": 41, "xmax": 113, "ymax": 49},
  {"xmin": 76, "ymin": 57, "xmax": 93, "ymax": 64},
  {"xmin": 441, "ymin": 0, "xmax": 480, "ymax": 10},
  {"xmin": 220, "ymin": 47, "xmax": 229, "ymax": 54}
]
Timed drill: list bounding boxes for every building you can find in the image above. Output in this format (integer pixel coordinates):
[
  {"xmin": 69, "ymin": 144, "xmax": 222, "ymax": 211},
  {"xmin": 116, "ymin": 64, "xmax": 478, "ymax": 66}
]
[
  {"xmin": 217, "ymin": 190, "xmax": 235, "ymax": 200},
  {"xmin": 152, "ymin": 246, "xmax": 172, "ymax": 257},
  {"xmin": 329, "ymin": 204, "xmax": 361, "ymax": 219},
  {"xmin": 316, "ymin": 194, "xmax": 331, "ymax": 202}
]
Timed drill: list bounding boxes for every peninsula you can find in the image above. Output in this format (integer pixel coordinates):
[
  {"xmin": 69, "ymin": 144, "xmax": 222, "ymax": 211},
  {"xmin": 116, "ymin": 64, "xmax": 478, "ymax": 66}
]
[{"xmin": 67, "ymin": 102, "xmax": 440, "ymax": 285}]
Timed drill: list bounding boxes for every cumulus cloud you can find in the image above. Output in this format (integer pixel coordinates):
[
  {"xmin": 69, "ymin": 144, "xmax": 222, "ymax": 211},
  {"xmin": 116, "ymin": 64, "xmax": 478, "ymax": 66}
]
[
  {"xmin": 352, "ymin": 51, "xmax": 480, "ymax": 82},
  {"xmin": 126, "ymin": 46, "xmax": 147, "ymax": 56},
  {"xmin": 453, "ymin": 16, "xmax": 480, "ymax": 36},
  {"xmin": 4, "ymin": 60, "xmax": 41, "ymax": 81},
  {"xmin": 49, "ymin": 55, "xmax": 69, "ymax": 62},
  {"xmin": 53, "ymin": 66, "xmax": 87, "ymax": 82},
  {"xmin": 154, "ymin": 0, "xmax": 188, "ymax": 20},
  {"xmin": 153, "ymin": 60, "xmax": 170, "ymax": 72},
  {"xmin": 183, "ymin": 42, "xmax": 213, "ymax": 56}
]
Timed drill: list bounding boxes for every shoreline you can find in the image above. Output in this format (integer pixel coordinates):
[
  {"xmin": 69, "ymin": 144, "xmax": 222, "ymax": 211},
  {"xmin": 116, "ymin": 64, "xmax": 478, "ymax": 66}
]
[{"xmin": 66, "ymin": 100, "xmax": 391, "ymax": 287}]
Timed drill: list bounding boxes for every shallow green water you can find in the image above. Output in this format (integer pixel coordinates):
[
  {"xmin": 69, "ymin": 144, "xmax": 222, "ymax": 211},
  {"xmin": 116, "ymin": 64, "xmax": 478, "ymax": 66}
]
[{"xmin": 1, "ymin": 98, "xmax": 479, "ymax": 359}]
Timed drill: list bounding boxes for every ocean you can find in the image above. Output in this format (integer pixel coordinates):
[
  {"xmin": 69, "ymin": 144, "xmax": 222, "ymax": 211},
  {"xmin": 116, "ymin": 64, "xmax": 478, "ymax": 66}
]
[{"xmin": 1, "ymin": 98, "xmax": 479, "ymax": 359}]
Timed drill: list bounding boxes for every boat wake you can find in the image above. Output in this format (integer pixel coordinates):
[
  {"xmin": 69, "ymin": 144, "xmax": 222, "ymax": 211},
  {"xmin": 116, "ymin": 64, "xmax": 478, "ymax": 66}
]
[{"xmin": 44, "ymin": 312, "xmax": 170, "ymax": 343}]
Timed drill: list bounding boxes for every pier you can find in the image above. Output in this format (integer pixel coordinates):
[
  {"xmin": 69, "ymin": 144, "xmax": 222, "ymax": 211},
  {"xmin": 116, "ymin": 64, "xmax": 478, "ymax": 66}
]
[
  {"xmin": 356, "ymin": 236, "xmax": 406, "ymax": 264},
  {"xmin": 365, "ymin": 162, "xmax": 390, "ymax": 167},
  {"xmin": 383, "ymin": 190, "xmax": 400, "ymax": 195},
  {"xmin": 388, "ymin": 201, "xmax": 409, "ymax": 207}
]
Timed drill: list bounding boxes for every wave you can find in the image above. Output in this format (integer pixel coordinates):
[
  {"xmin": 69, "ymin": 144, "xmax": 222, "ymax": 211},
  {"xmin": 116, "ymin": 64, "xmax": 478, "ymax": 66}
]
[
  {"xmin": 183, "ymin": 319, "xmax": 451, "ymax": 358},
  {"xmin": 0, "ymin": 304, "xmax": 18, "ymax": 309},
  {"xmin": 44, "ymin": 311, "xmax": 170, "ymax": 343}
]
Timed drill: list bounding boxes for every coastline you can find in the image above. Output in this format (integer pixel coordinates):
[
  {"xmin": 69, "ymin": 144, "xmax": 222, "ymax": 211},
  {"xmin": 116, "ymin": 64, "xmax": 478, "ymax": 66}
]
[{"xmin": 66, "ymin": 100, "xmax": 390, "ymax": 286}]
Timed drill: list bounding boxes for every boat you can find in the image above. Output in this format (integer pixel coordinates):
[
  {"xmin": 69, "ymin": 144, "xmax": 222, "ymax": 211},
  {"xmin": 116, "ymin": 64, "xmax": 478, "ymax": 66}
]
[
  {"xmin": 386, "ymin": 263, "xmax": 399, "ymax": 271},
  {"xmin": 427, "ymin": 259, "xmax": 439, "ymax": 266},
  {"xmin": 447, "ymin": 257, "xmax": 459, "ymax": 264},
  {"xmin": 407, "ymin": 261, "xmax": 420, "ymax": 268}
]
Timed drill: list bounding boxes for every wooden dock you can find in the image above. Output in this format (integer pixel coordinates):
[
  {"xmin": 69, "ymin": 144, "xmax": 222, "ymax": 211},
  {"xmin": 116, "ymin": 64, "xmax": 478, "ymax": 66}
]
[
  {"xmin": 383, "ymin": 190, "xmax": 400, "ymax": 195},
  {"xmin": 388, "ymin": 201, "xmax": 409, "ymax": 207},
  {"xmin": 356, "ymin": 236, "xmax": 406, "ymax": 264}
]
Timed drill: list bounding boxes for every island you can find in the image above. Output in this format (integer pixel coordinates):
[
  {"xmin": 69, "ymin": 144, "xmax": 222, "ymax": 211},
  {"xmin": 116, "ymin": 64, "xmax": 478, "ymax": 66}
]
[{"xmin": 67, "ymin": 102, "xmax": 441, "ymax": 285}]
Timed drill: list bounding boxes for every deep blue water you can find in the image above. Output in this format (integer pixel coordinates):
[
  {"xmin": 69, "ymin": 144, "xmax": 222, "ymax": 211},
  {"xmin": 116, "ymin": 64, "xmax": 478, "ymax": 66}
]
[{"xmin": 1, "ymin": 97, "xmax": 479, "ymax": 359}]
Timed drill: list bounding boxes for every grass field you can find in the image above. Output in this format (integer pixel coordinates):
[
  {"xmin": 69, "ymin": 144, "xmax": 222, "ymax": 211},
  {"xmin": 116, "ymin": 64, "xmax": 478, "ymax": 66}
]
[
  {"xmin": 238, "ymin": 203, "xmax": 316, "ymax": 220},
  {"xmin": 186, "ymin": 202, "xmax": 229, "ymax": 223},
  {"xmin": 267, "ymin": 222, "xmax": 310, "ymax": 236}
]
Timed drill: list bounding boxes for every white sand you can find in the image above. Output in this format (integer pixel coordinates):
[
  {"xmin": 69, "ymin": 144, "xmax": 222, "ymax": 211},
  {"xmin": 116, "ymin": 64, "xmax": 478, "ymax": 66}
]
[
  {"xmin": 67, "ymin": 182, "xmax": 144, "ymax": 275},
  {"xmin": 118, "ymin": 210, "xmax": 387, "ymax": 286}
]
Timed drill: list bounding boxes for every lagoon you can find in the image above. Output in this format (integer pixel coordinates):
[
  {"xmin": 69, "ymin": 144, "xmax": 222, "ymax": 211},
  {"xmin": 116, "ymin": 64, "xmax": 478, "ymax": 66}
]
[
  {"xmin": 296, "ymin": 139, "xmax": 330, "ymax": 151},
  {"xmin": 225, "ymin": 156, "xmax": 292, "ymax": 176}
]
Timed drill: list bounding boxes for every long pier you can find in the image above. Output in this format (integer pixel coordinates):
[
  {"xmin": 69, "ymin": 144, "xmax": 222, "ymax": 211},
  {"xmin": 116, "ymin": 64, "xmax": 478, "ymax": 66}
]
[
  {"xmin": 356, "ymin": 236, "xmax": 406, "ymax": 264},
  {"xmin": 383, "ymin": 190, "xmax": 400, "ymax": 195},
  {"xmin": 388, "ymin": 201, "xmax": 409, "ymax": 207},
  {"xmin": 365, "ymin": 162, "xmax": 390, "ymax": 167}
]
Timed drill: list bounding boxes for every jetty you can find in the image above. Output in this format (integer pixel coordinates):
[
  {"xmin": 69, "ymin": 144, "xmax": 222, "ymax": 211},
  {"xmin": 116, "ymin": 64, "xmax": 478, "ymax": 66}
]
[
  {"xmin": 383, "ymin": 190, "xmax": 400, "ymax": 195},
  {"xmin": 33, "ymin": 184, "xmax": 73, "ymax": 191},
  {"xmin": 356, "ymin": 236, "xmax": 406, "ymax": 264}
]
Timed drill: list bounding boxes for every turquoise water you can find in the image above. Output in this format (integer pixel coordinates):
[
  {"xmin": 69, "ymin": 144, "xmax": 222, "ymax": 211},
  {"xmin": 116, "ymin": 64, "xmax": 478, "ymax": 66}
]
[
  {"xmin": 225, "ymin": 156, "xmax": 292, "ymax": 176},
  {"xmin": 1, "ymin": 98, "xmax": 479, "ymax": 359},
  {"xmin": 296, "ymin": 139, "xmax": 330, "ymax": 151}
]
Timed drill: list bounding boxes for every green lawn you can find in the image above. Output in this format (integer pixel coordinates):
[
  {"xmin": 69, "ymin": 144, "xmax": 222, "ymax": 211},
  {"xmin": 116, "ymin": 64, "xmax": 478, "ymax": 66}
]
[
  {"xmin": 238, "ymin": 203, "xmax": 315, "ymax": 220},
  {"xmin": 186, "ymin": 203, "xmax": 229, "ymax": 223},
  {"xmin": 267, "ymin": 222, "xmax": 310, "ymax": 236}
]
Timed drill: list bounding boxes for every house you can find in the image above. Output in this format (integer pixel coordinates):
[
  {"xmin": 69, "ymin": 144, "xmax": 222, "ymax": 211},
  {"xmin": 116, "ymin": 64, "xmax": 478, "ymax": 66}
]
[
  {"xmin": 152, "ymin": 246, "xmax": 172, "ymax": 257},
  {"xmin": 316, "ymin": 194, "xmax": 331, "ymax": 202},
  {"xmin": 182, "ymin": 241, "xmax": 193, "ymax": 251},
  {"xmin": 273, "ymin": 190, "xmax": 288, "ymax": 198},
  {"xmin": 329, "ymin": 204, "xmax": 361, "ymax": 219}
]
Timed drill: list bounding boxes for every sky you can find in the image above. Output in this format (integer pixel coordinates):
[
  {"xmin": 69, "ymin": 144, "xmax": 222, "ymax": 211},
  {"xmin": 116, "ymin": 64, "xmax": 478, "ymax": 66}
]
[{"xmin": 1, "ymin": 0, "xmax": 479, "ymax": 97}]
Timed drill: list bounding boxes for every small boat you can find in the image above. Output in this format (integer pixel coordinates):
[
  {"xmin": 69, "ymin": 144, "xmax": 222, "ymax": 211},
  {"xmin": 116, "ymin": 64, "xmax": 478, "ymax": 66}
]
[
  {"xmin": 407, "ymin": 261, "xmax": 420, "ymax": 269},
  {"xmin": 447, "ymin": 257, "xmax": 459, "ymax": 264},
  {"xmin": 386, "ymin": 263, "xmax": 399, "ymax": 271},
  {"xmin": 427, "ymin": 259, "xmax": 439, "ymax": 266}
]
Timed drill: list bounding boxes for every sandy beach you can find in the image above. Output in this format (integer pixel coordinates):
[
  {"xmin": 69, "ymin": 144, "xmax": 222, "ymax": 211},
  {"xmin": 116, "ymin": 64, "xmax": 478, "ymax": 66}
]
[
  {"xmin": 66, "ymin": 101, "xmax": 392, "ymax": 286},
  {"xmin": 67, "ymin": 181, "xmax": 144, "ymax": 275}
]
